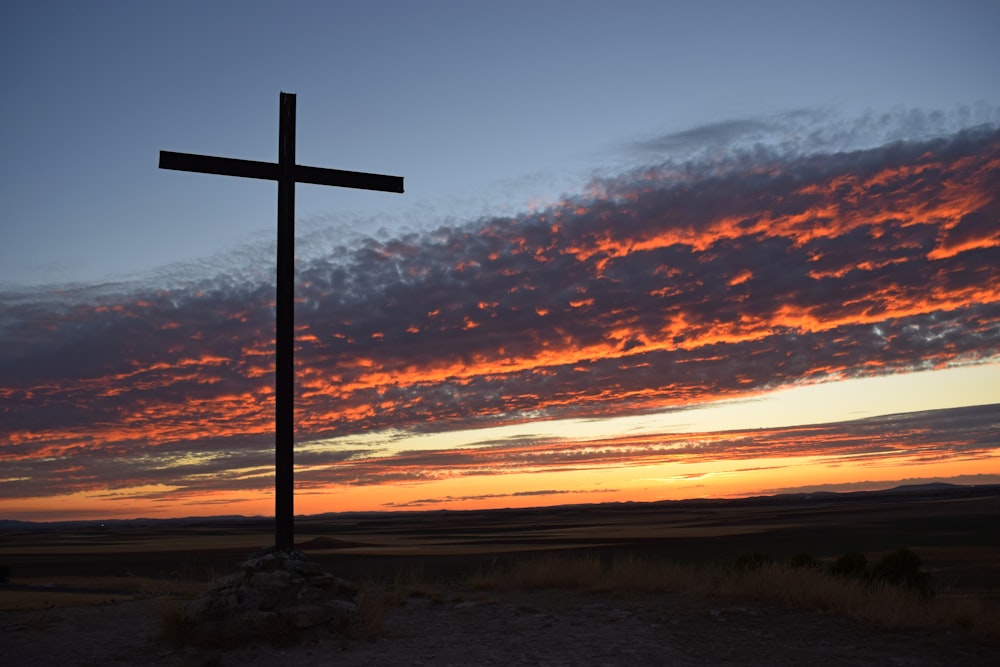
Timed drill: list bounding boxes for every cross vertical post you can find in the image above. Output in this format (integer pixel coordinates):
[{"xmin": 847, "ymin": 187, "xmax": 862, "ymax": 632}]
[
  {"xmin": 159, "ymin": 93, "xmax": 404, "ymax": 553},
  {"xmin": 275, "ymin": 93, "xmax": 296, "ymax": 552}
]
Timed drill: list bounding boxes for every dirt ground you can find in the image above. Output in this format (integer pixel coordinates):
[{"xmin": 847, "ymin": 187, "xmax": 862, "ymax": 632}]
[
  {"xmin": 2, "ymin": 586, "xmax": 995, "ymax": 666},
  {"xmin": 4, "ymin": 488, "xmax": 997, "ymax": 664}
]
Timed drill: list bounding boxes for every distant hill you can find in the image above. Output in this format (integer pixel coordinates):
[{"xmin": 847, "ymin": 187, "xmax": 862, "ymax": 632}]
[{"xmin": 886, "ymin": 482, "xmax": 963, "ymax": 493}]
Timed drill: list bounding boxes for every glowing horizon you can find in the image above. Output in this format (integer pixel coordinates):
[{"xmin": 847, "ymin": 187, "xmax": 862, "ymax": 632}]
[{"xmin": 2, "ymin": 389, "xmax": 998, "ymax": 522}]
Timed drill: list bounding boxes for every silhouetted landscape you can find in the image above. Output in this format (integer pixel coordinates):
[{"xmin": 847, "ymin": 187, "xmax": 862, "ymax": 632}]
[
  {"xmin": 4, "ymin": 483, "xmax": 998, "ymax": 586},
  {"xmin": 2, "ymin": 483, "xmax": 998, "ymax": 664}
]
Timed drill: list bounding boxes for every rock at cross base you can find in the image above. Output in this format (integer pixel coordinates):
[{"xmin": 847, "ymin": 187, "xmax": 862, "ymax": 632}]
[{"xmin": 182, "ymin": 548, "xmax": 361, "ymax": 642}]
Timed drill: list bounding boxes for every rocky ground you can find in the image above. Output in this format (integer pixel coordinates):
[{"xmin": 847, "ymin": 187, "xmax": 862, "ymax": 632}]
[{"xmin": 3, "ymin": 585, "xmax": 996, "ymax": 666}]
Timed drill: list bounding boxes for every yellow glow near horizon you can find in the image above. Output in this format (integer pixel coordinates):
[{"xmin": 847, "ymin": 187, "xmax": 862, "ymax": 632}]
[
  {"xmin": 304, "ymin": 362, "xmax": 1000, "ymax": 459},
  {"xmin": 3, "ymin": 364, "xmax": 996, "ymax": 522}
]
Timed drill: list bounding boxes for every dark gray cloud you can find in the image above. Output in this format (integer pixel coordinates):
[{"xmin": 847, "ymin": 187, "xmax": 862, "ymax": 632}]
[
  {"xmin": 382, "ymin": 487, "xmax": 620, "ymax": 509},
  {"xmin": 2, "ymin": 115, "xmax": 999, "ymax": 505},
  {"xmin": 8, "ymin": 402, "xmax": 982, "ymax": 504},
  {"xmin": 630, "ymin": 104, "xmax": 1000, "ymax": 163}
]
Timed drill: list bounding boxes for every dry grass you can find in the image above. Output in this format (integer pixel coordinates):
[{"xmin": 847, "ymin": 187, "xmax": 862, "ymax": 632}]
[
  {"xmin": 389, "ymin": 565, "xmax": 447, "ymax": 601},
  {"xmin": 468, "ymin": 553, "xmax": 605, "ymax": 590},
  {"xmin": 156, "ymin": 598, "xmax": 190, "ymax": 645},
  {"xmin": 0, "ymin": 574, "xmax": 207, "ymax": 610},
  {"xmin": 0, "ymin": 590, "xmax": 137, "ymax": 610},
  {"xmin": 349, "ymin": 580, "xmax": 399, "ymax": 640},
  {"xmin": 466, "ymin": 552, "xmax": 1000, "ymax": 640}
]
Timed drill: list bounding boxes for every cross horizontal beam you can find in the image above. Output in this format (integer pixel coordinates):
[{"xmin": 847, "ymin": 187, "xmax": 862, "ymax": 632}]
[{"xmin": 159, "ymin": 150, "xmax": 404, "ymax": 193}]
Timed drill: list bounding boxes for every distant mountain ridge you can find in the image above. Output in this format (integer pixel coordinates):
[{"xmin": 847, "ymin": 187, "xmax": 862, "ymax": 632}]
[
  {"xmin": 768, "ymin": 481, "xmax": 965, "ymax": 499},
  {"xmin": 885, "ymin": 482, "xmax": 963, "ymax": 492}
]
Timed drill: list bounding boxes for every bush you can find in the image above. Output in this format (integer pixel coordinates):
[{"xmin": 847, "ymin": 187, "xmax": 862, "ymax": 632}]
[
  {"xmin": 0, "ymin": 563, "xmax": 10, "ymax": 583},
  {"xmin": 872, "ymin": 548, "xmax": 931, "ymax": 596},
  {"xmin": 734, "ymin": 552, "xmax": 773, "ymax": 573},
  {"xmin": 830, "ymin": 551, "xmax": 868, "ymax": 579},
  {"xmin": 788, "ymin": 553, "xmax": 820, "ymax": 569}
]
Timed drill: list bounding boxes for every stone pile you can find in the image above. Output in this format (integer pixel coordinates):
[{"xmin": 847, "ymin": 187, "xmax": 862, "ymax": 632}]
[{"xmin": 183, "ymin": 549, "xmax": 360, "ymax": 639}]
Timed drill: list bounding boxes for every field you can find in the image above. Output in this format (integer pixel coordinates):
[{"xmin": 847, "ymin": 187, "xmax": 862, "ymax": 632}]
[{"xmin": 1, "ymin": 485, "xmax": 998, "ymax": 665}]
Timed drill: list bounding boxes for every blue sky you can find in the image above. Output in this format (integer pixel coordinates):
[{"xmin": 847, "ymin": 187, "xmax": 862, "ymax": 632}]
[
  {"xmin": 2, "ymin": 1, "xmax": 999, "ymax": 519},
  {"xmin": 3, "ymin": 1, "xmax": 998, "ymax": 286}
]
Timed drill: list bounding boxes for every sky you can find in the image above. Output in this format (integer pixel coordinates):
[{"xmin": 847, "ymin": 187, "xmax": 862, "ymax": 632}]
[{"xmin": 2, "ymin": 1, "xmax": 999, "ymax": 521}]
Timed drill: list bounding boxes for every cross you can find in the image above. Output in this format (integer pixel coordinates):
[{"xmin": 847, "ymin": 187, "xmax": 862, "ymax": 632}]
[{"xmin": 159, "ymin": 92, "xmax": 404, "ymax": 552}]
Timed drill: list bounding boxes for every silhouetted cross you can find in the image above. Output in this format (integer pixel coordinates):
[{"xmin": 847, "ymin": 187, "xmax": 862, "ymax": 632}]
[{"xmin": 160, "ymin": 92, "xmax": 404, "ymax": 552}]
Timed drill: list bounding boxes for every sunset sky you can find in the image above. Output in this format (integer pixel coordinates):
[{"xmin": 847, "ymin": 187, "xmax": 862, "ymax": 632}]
[{"xmin": 2, "ymin": 2, "xmax": 999, "ymax": 522}]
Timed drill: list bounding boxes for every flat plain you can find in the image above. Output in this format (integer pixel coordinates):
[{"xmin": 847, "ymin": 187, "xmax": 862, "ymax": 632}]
[{"xmin": 2, "ymin": 485, "xmax": 998, "ymax": 665}]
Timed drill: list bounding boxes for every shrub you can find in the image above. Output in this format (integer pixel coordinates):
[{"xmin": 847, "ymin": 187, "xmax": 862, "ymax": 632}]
[
  {"xmin": 871, "ymin": 548, "xmax": 931, "ymax": 596},
  {"xmin": 830, "ymin": 551, "xmax": 868, "ymax": 579},
  {"xmin": 734, "ymin": 552, "xmax": 773, "ymax": 573},
  {"xmin": 788, "ymin": 553, "xmax": 820, "ymax": 569}
]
